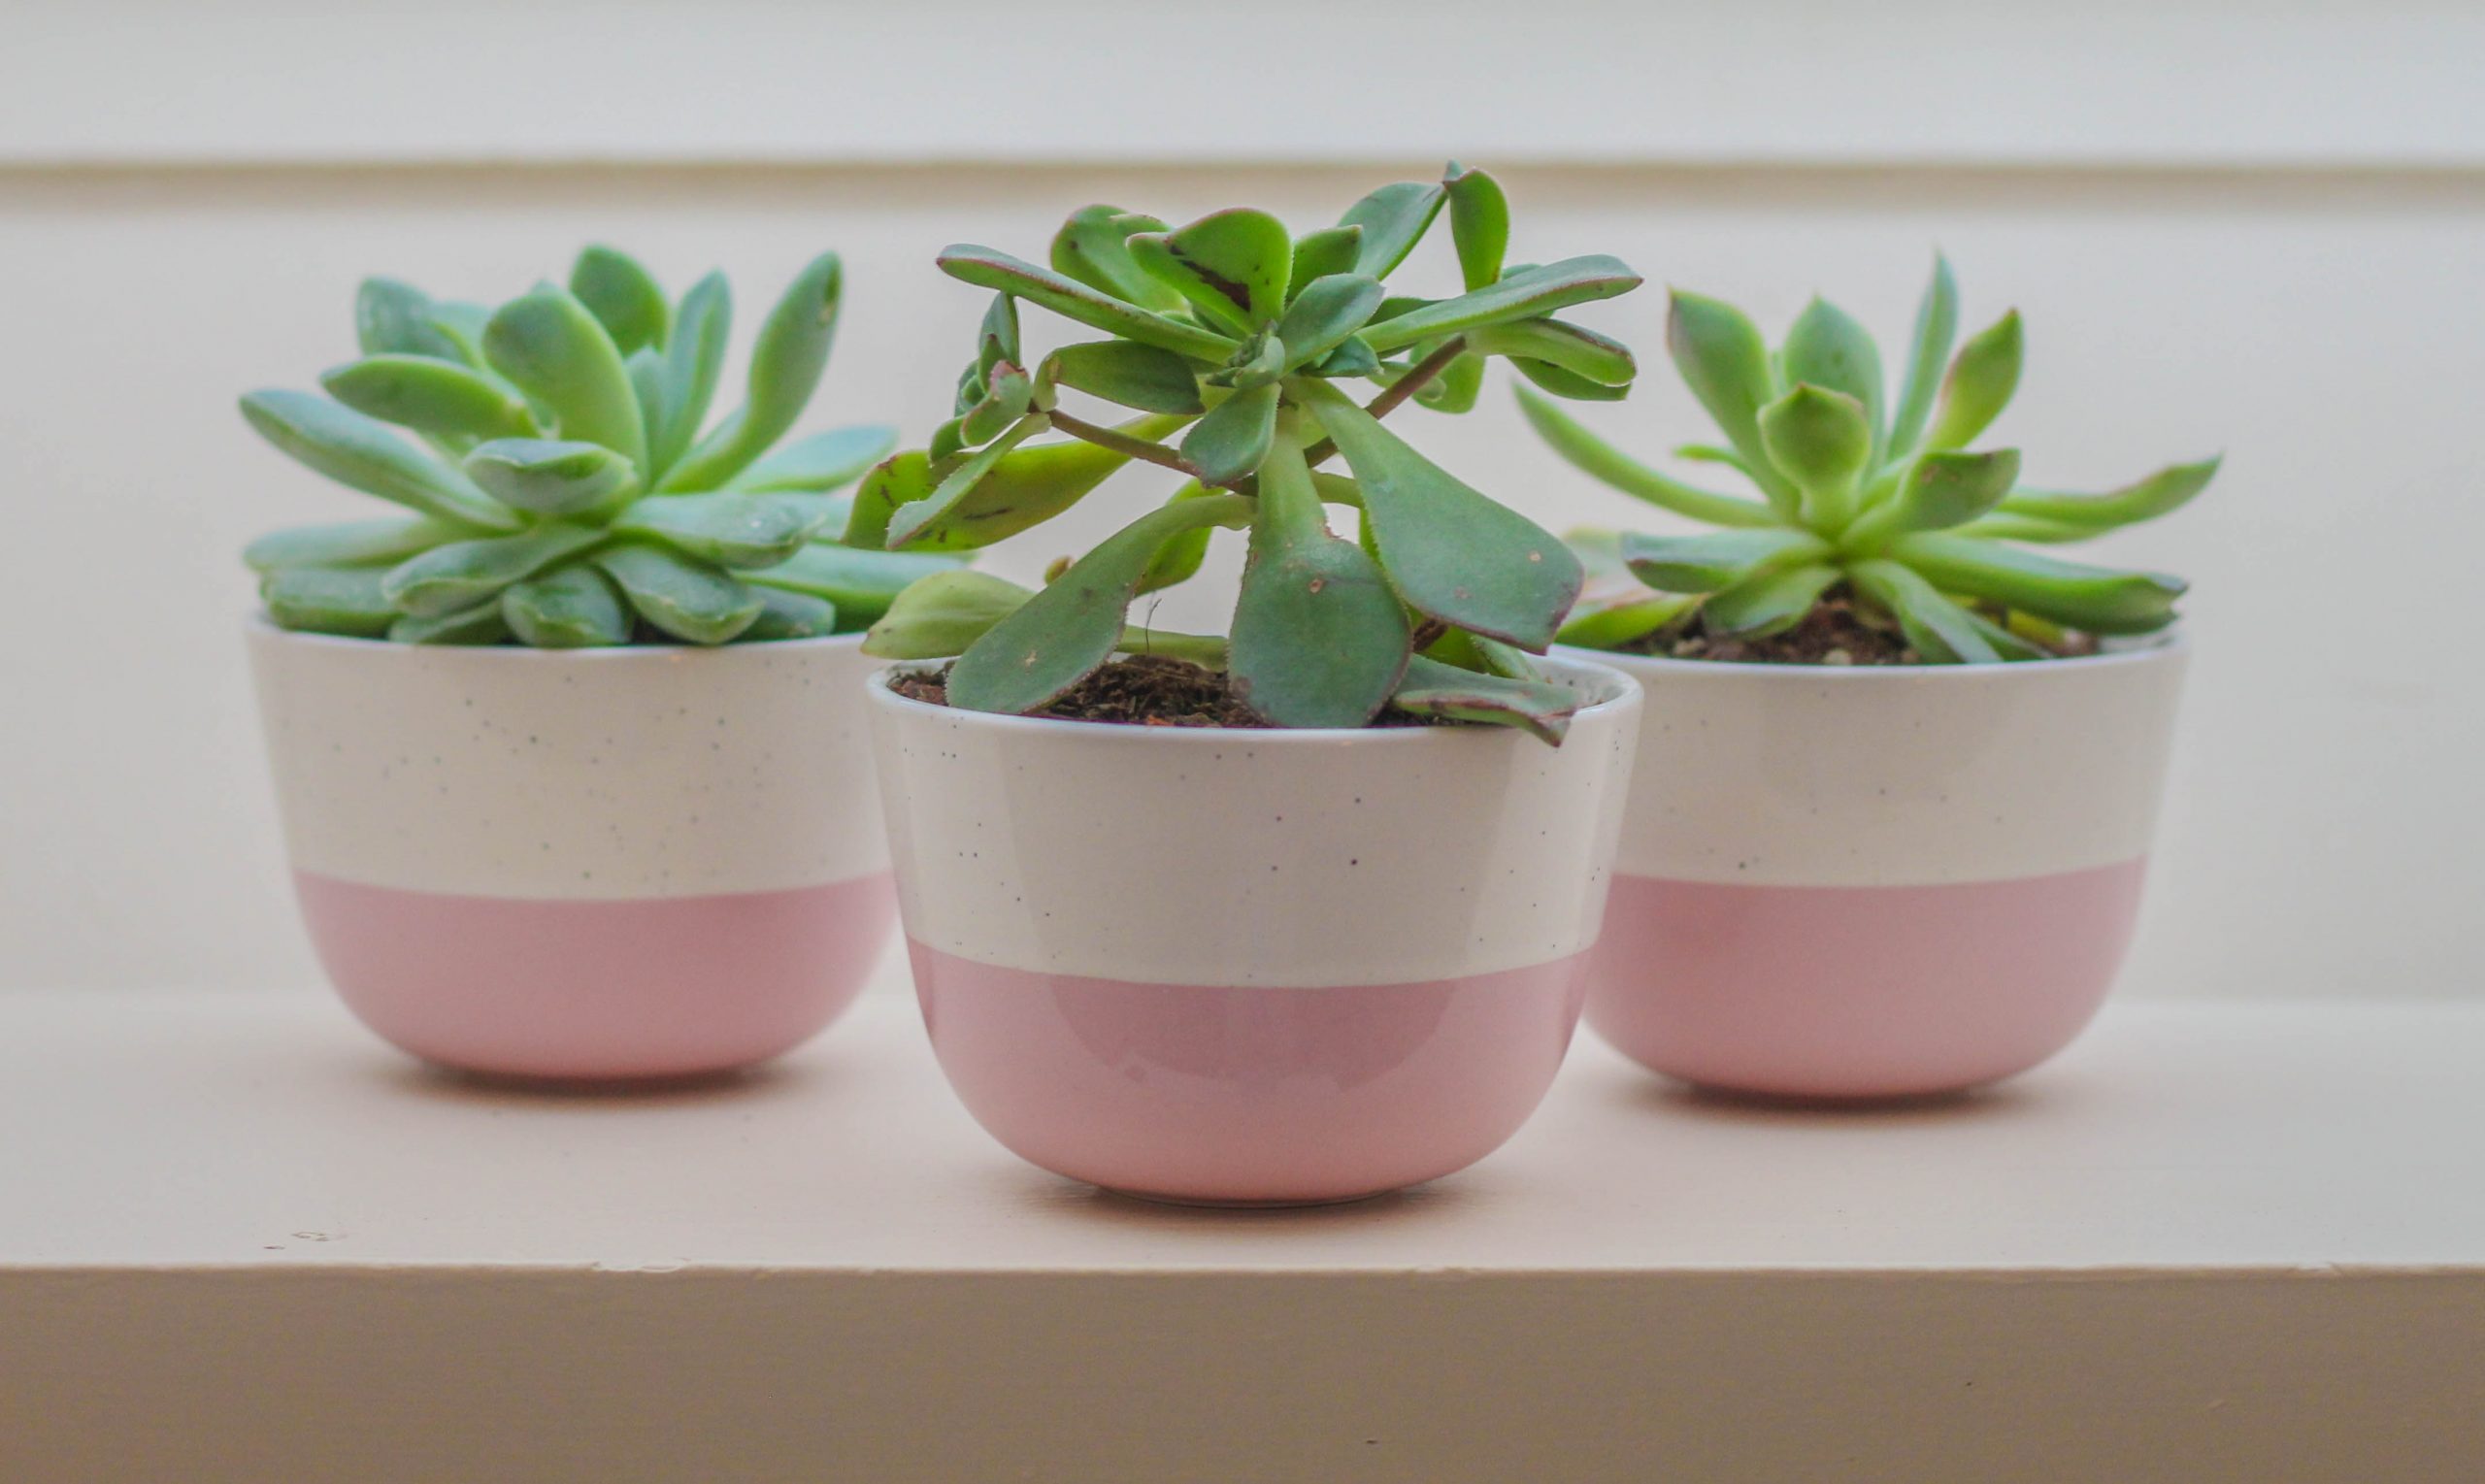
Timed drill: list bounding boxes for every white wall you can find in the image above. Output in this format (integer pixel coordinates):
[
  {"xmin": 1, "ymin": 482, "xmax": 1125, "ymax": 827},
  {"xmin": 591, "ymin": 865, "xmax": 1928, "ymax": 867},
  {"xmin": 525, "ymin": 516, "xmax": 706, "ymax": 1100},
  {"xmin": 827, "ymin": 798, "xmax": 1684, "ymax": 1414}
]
[{"xmin": 3, "ymin": 2, "xmax": 2481, "ymax": 999}]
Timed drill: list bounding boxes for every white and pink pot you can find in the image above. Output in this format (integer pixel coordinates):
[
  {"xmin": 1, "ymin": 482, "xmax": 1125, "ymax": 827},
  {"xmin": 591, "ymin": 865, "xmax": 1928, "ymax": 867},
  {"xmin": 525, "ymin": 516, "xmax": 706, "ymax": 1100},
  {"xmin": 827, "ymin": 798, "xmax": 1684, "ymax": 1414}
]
[
  {"xmin": 1570, "ymin": 637, "xmax": 2187, "ymax": 1100},
  {"xmin": 867, "ymin": 655, "xmax": 1640, "ymax": 1205},
  {"xmin": 248, "ymin": 622, "xmax": 896, "ymax": 1081}
]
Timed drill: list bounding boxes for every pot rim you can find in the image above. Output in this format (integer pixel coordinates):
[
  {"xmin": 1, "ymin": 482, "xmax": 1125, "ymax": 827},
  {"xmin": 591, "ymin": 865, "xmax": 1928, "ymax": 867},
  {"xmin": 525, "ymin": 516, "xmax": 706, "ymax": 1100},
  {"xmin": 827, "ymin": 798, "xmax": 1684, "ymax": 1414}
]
[
  {"xmin": 867, "ymin": 649, "xmax": 1641, "ymax": 746},
  {"xmin": 243, "ymin": 611, "xmax": 868, "ymax": 661},
  {"xmin": 1555, "ymin": 625, "xmax": 2187, "ymax": 681}
]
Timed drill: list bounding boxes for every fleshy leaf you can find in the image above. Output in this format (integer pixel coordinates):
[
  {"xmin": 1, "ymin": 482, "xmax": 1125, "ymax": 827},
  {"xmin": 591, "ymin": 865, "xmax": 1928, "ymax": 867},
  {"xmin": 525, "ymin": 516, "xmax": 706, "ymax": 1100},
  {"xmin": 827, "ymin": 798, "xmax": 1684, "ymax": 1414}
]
[
  {"xmin": 239, "ymin": 390, "xmax": 514, "ymax": 530},
  {"xmin": 1043, "ymin": 341, "xmax": 1206, "ymax": 415},
  {"xmin": 1889, "ymin": 534, "xmax": 2185, "ymax": 634},
  {"xmin": 723, "ymin": 424, "xmax": 900, "ymax": 493},
  {"xmin": 1179, "ymin": 383, "xmax": 1279, "ymax": 486},
  {"xmin": 1926, "ymin": 310, "xmax": 2023, "ymax": 450},
  {"xmin": 1443, "ymin": 162, "xmax": 1510, "ymax": 292},
  {"xmin": 976, "ymin": 292, "xmax": 1021, "ymax": 379},
  {"xmin": 1338, "ymin": 181, "xmax": 1445, "ymax": 279},
  {"xmin": 1513, "ymin": 386, "xmax": 1777, "ymax": 529},
  {"xmin": 884, "ymin": 414, "xmax": 1047, "ymax": 549},
  {"xmin": 260, "ymin": 565, "xmax": 398, "ymax": 638},
  {"xmin": 389, "ymin": 601, "xmax": 510, "ymax": 646},
  {"xmin": 1274, "ymin": 275, "xmax": 1386, "ymax": 373},
  {"xmin": 1227, "ymin": 440, "xmax": 1410, "ymax": 727},
  {"xmin": 355, "ymin": 279, "xmax": 465, "ymax": 362},
  {"xmin": 1848, "ymin": 448, "xmax": 2022, "ymax": 544},
  {"xmin": 1887, "ymin": 254, "xmax": 1959, "ymax": 456},
  {"xmin": 1510, "ymin": 357, "xmax": 1632, "ymax": 402},
  {"xmin": 1135, "ymin": 481, "xmax": 1219, "ymax": 594},
  {"xmin": 481, "ymin": 288, "xmax": 646, "ymax": 469},
  {"xmin": 1361, "ymin": 256, "xmax": 1642, "ymax": 355},
  {"xmin": 938, "ymin": 246, "xmax": 1237, "ymax": 360},
  {"xmin": 614, "ymin": 491, "xmax": 839, "ymax": 568},
  {"xmin": 1302, "ymin": 379, "xmax": 1580, "ymax": 649},
  {"xmin": 1620, "ymin": 528, "xmax": 1830, "ymax": 593},
  {"xmin": 647, "ymin": 271, "xmax": 730, "ymax": 478},
  {"xmin": 1388, "ymin": 655, "xmax": 1580, "ymax": 745},
  {"xmin": 1702, "ymin": 562, "xmax": 1840, "ymax": 638},
  {"xmin": 1411, "ymin": 349, "xmax": 1485, "ymax": 413},
  {"xmin": 1127, "ymin": 209, "xmax": 1293, "ymax": 335},
  {"xmin": 596, "ymin": 544, "xmax": 764, "ymax": 644},
  {"xmin": 1757, "ymin": 384, "xmax": 1872, "ymax": 529},
  {"xmin": 502, "ymin": 562, "xmax": 632, "ymax": 647},
  {"xmin": 1665, "ymin": 289, "xmax": 1796, "ymax": 516},
  {"xmin": 741, "ymin": 586, "xmax": 841, "ymax": 642},
  {"xmin": 1995, "ymin": 457, "xmax": 2222, "ymax": 530},
  {"xmin": 1779, "ymin": 298, "xmax": 1884, "ymax": 457},
  {"xmin": 945, "ymin": 494, "xmax": 1254, "ymax": 713},
  {"xmin": 245, "ymin": 516, "xmax": 462, "ymax": 574},
  {"xmin": 957, "ymin": 363, "xmax": 1034, "ymax": 445},
  {"xmin": 1848, "ymin": 558, "xmax": 2001, "ymax": 662},
  {"xmin": 845, "ymin": 415, "xmax": 1191, "ymax": 552},
  {"xmin": 462, "ymin": 439, "xmax": 636, "ymax": 516},
  {"xmin": 1470, "ymin": 319, "xmax": 1635, "ymax": 388},
  {"xmin": 660, "ymin": 251, "xmax": 843, "ymax": 490},
  {"xmin": 321, "ymin": 355, "xmax": 539, "ymax": 445},
  {"xmin": 746, "ymin": 542, "xmax": 965, "ymax": 628},
  {"xmin": 1049, "ymin": 206, "xmax": 1181, "ymax": 313},
  {"xmin": 862, "ymin": 570, "xmax": 1035, "ymax": 659},
  {"xmin": 382, "ymin": 523, "xmax": 605, "ymax": 617},
  {"xmin": 569, "ymin": 246, "xmax": 671, "ymax": 356},
  {"xmin": 1287, "ymin": 226, "xmax": 1363, "ymax": 297}
]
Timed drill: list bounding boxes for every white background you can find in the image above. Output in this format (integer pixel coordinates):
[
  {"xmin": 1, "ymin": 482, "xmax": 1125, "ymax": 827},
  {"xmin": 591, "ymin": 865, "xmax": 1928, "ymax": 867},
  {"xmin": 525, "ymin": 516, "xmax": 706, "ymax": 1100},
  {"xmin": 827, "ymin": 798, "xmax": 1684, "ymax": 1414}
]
[{"xmin": 2, "ymin": 1, "xmax": 2480, "ymax": 999}]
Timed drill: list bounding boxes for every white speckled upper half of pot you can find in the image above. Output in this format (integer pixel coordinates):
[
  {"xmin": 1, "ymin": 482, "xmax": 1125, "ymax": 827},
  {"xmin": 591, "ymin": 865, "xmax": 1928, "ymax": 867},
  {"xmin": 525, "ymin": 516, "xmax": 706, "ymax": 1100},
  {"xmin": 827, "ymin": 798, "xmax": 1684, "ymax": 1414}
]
[
  {"xmin": 1570, "ymin": 640, "xmax": 2189, "ymax": 888},
  {"xmin": 867, "ymin": 657, "xmax": 1641, "ymax": 989},
  {"xmin": 247, "ymin": 623, "xmax": 889, "ymax": 900}
]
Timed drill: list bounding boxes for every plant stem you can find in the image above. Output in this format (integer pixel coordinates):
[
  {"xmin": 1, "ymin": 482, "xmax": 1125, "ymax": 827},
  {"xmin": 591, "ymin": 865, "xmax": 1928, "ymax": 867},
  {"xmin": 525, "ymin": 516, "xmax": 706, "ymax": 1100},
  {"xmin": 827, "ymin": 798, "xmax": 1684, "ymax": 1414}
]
[
  {"xmin": 1046, "ymin": 410, "xmax": 1207, "ymax": 481},
  {"xmin": 1302, "ymin": 337, "xmax": 1468, "ymax": 471}
]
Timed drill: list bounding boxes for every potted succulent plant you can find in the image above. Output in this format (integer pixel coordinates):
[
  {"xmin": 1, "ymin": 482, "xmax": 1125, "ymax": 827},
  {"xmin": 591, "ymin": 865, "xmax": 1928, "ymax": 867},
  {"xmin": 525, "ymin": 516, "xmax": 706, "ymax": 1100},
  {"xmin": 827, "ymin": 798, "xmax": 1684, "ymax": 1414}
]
[
  {"xmin": 853, "ymin": 165, "xmax": 1645, "ymax": 1204},
  {"xmin": 244, "ymin": 246, "xmax": 957, "ymax": 1080},
  {"xmin": 1522, "ymin": 258, "xmax": 2216, "ymax": 1099}
]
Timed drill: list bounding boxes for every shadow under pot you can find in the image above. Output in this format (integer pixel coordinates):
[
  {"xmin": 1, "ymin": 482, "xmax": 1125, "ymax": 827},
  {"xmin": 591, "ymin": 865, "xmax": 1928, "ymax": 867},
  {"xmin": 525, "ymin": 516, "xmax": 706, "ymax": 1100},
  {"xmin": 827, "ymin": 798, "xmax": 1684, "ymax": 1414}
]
[
  {"xmin": 867, "ymin": 655, "xmax": 1641, "ymax": 1206},
  {"xmin": 1565, "ymin": 635, "xmax": 2188, "ymax": 1101},
  {"xmin": 247, "ymin": 621, "xmax": 897, "ymax": 1081}
]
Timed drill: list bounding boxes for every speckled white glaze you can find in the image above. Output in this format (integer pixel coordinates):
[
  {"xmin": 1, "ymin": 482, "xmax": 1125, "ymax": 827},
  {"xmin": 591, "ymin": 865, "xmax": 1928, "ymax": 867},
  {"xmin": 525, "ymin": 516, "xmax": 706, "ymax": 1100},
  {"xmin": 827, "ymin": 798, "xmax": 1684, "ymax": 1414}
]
[
  {"xmin": 248, "ymin": 621, "xmax": 889, "ymax": 900},
  {"xmin": 866, "ymin": 655, "xmax": 1641, "ymax": 989},
  {"xmin": 1565, "ymin": 638, "xmax": 2188, "ymax": 888}
]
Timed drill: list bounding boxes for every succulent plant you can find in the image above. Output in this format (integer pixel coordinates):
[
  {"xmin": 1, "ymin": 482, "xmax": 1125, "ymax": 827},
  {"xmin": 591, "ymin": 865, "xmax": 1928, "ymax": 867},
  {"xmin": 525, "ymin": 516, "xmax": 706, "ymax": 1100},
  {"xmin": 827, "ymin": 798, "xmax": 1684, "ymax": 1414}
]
[
  {"xmin": 242, "ymin": 247, "xmax": 959, "ymax": 646},
  {"xmin": 1523, "ymin": 258, "xmax": 2217, "ymax": 662},
  {"xmin": 855, "ymin": 164, "xmax": 1642, "ymax": 742}
]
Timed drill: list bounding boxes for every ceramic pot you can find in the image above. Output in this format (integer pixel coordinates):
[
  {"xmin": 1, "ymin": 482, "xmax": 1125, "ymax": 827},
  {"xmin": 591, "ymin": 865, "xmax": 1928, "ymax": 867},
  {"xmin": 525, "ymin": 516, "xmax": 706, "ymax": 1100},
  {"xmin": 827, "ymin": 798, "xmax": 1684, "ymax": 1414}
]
[
  {"xmin": 867, "ymin": 655, "xmax": 1640, "ymax": 1205},
  {"xmin": 1569, "ymin": 637, "xmax": 2188, "ymax": 1099},
  {"xmin": 248, "ymin": 622, "xmax": 895, "ymax": 1080}
]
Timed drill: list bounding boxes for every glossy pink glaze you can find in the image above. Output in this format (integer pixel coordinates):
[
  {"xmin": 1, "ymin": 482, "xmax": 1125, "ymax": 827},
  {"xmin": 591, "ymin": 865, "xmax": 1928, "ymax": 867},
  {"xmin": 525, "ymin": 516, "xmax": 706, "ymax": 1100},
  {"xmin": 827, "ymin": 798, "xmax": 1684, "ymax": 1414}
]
[
  {"xmin": 1588, "ymin": 860, "xmax": 2149, "ymax": 1099},
  {"xmin": 911, "ymin": 942, "xmax": 1592, "ymax": 1204},
  {"xmin": 295, "ymin": 871, "xmax": 895, "ymax": 1080}
]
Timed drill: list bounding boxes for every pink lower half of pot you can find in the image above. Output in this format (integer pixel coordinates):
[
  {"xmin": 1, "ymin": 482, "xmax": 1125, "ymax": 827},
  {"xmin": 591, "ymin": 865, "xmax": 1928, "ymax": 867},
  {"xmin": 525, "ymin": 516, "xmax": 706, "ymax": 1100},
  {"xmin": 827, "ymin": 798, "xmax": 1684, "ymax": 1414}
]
[
  {"xmin": 294, "ymin": 871, "xmax": 897, "ymax": 1080},
  {"xmin": 909, "ymin": 943, "xmax": 1592, "ymax": 1205},
  {"xmin": 1587, "ymin": 860, "xmax": 2149, "ymax": 1100}
]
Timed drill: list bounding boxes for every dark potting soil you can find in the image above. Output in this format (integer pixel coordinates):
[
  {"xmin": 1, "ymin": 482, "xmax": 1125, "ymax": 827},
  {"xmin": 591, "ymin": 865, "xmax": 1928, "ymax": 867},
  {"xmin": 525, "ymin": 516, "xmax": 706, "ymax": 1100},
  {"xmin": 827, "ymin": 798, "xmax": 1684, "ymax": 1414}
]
[
  {"xmin": 890, "ymin": 654, "xmax": 1461, "ymax": 730},
  {"xmin": 1622, "ymin": 587, "xmax": 2101, "ymax": 666}
]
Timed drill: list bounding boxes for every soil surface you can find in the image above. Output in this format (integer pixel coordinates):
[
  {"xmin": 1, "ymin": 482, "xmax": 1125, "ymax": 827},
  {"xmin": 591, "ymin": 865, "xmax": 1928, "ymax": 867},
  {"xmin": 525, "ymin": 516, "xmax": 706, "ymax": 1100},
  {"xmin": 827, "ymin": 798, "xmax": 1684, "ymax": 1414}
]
[
  {"xmin": 1624, "ymin": 587, "xmax": 2098, "ymax": 666},
  {"xmin": 891, "ymin": 654, "xmax": 1457, "ymax": 729}
]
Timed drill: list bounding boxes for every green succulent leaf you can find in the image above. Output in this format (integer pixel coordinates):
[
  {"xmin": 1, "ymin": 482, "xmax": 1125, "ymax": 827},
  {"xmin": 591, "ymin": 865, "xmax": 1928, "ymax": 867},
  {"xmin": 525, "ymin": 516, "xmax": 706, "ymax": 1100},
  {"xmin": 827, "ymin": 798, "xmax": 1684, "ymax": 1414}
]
[
  {"xmin": 1287, "ymin": 226, "xmax": 1364, "ymax": 297},
  {"xmin": 1388, "ymin": 655, "xmax": 1580, "ymax": 745},
  {"xmin": 260, "ymin": 565, "xmax": 399, "ymax": 638},
  {"xmin": 1926, "ymin": 310, "xmax": 2023, "ymax": 451},
  {"xmin": 723, "ymin": 424, "xmax": 900, "ymax": 493},
  {"xmin": 1889, "ymin": 534, "xmax": 2186, "ymax": 634},
  {"xmin": 1049, "ymin": 206, "xmax": 1182, "ymax": 313},
  {"xmin": 958, "ymin": 363, "xmax": 1034, "ymax": 445},
  {"xmin": 1442, "ymin": 162, "xmax": 1510, "ymax": 293},
  {"xmin": 596, "ymin": 544, "xmax": 764, "ymax": 644},
  {"xmin": 1134, "ymin": 480, "xmax": 1220, "ymax": 595},
  {"xmin": 1274, "ymin": 275, "xmax": 1387, "ymax": 373},
  {"xmin": 613, "ymin": 491, "xmax": 838, "ymax": 569},
  {"xmin": 1361, "ymin": 256, "xmax": 1642, "ymax": 355},
  {"xmin": 862, "ymin": 570, "xmax": 1035, "ymax": 659},
  {"xmin": 355, "ymin": 279, "xmax": 466, "ymax": 363},
  {"xmin": 660, "ymin": 251, "xmax": 843, "ymax": 491},
  {"xmin": 1411, "ymin": 349, "xmax": 1485, "ymax": 413},
  {"xmin": 746, "ymin": 542, "xmax": 965, "ymax": 628},
  {"xmin": 1513, "ymin": 386, "xmax": 1777, "ymax": 529},
  {"xmin": 1964, "ymin": 608, "xmax": 2053, "ymax": 661},
  {"xmin": 501, "ymin": 562, "xmax": 633, "ymax": 647},
  {"xmin": 320, "ymin": 355, "xmax": 539, "ymax": 445},
  {"xmin": 884, "ymin": 414, "xmax": 1048, "ymax": 549},
  {"xmin": 1510, "ymin": 357, "xmax": 1633, "ymax": 402},
  {"xmin": 1311, "ymin": 336, "xmax": 1383, "ymax": 379},
  {"xmin": 1302, "ymin": 379, "xmax": 1580, "ymax": 649},
  {"xmin": 976, "ymin": 292, "xmax": 1021, "ymax": 379},
  {"xmin": 945, "ymin": 494, "xmax": 1254, "ymax": 713},
  {"xmin": 1849, "ymin": 448, "xmax": 2023, "ymax": 545},
  {"xmin": 382, "ymin": 522, "xmax": 605, "ymax": 618},
  {"xmin": 740, "ymin": 586, "xmax": 841, "ymax": 642},
  {"xmin": 1847, "ymin": 558, "xmax": 2002, "ymax": 662},
  {"xmin": 1779, "ymin": 298, "xmax": 1885, "ymax": 455},
  {"xmin": 1338, "ymin": 181, "xmax": 1446, "ymax": 280},
  {"xmin": 569, "ymin": 246, "xmax": 671, "ymax": 357},
  {"xmin": 244, "ymin": 516, "xmax": 464, "ymax": 574},
  {"xmin": 239, "ymin": 390, "xmax": 514, "ymax": 530},
  {"xmin": 845, "ymin": 414, "xmax": 1193, "ymax": 552},
  {"xmin": 1888, "ymin": 254, "xmax": 1960, "ymax": 457},
  {"xmin": 1227, "ymin": 439, "xmax": 1410, "ymax": 728},
  {"xmin": 1128, "ymin": 209, "xmax": 1293, "ymax": 336},
  {"xmin": 1665, "ymin": 289, "xmax": 1797, "ymax": 516},
  {"xmin": 481, "ymin": 288, "xmax": 646, "ymax": 470},
  {"xmin": 938, "ymin": 246, "xmax": 1237, "ymax": 361},
  {"xmin": 1181, "ymin": 382, "xmax": 1279, "ymax": 485},
  {"xmin": 1553, "ymin": 530, "xmax": 1702, "ymax": 648},
  {"xmin": 1994, "ymin": 457, "xmax": 2223, "ymax": 531},
  {"xmin": 1757, "ymin": 383, "xmax": 1872, "ymax": 530},
  {"xmin": 1043, "ymin": 341, "xmax": 1207, "ymax": 415},
  {"xmin": 462, "ymin": 439, "xmax": 637, "ymax": 516},
  {"xmin": 1469, "ymin": 319, "xmax": 1636, "ymax": 387},
  {"xmin": 1621, "ymin": 527, "xmax": 1831, "ymax": 593},
  {"xmin": 1702, "ymin": 562, "xmax": 1841, "ymax": 638},
  {"xmin": 388, "ymin": 601, "xmax": 511, "ymax": 646},
  {"xmin": 647, "ymin": 271, "xmax": 731, "ymax": 478}
]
